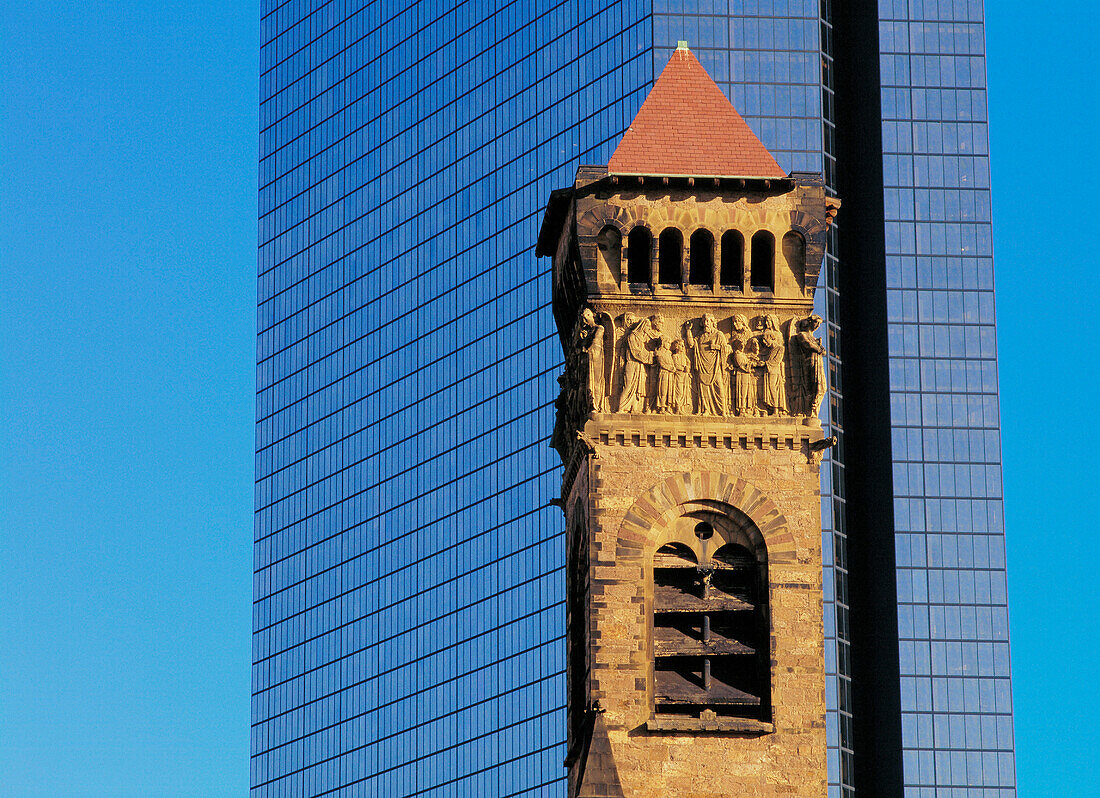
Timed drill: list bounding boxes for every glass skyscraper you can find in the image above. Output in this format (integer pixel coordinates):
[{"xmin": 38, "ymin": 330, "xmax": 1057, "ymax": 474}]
[{"xmin": 253, "ymin": 2, "xmax": 1014, "ymax": 796}]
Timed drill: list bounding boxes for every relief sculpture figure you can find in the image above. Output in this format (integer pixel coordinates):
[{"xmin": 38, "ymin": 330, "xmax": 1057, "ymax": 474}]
[
  {"xmin": 670, "ymin": 340, "xmax": 692, "ymax": 415},
  {"xmin": 730, "ymin": 314, "xmax": 760, "ymax": 416},
  {"xmin": 758, "ymin": 314, "xmax": 788, "ymax": 415},
  {"xmin": 584, "ymin": 309, "xmax": 608, "ymax": 414},
  {"xmin": 567, "ymin": 308, "xmax": 607, "ymax": 413},
  {"xmin": 589, "ymin": 317, "xmax": 608, "ymax": 413},
  {"xmin": 617, "ymin": 313, "xmax": 659, "ymax": 414},
  {"xmin": 684, "ymin": 313, "xmax": 731, "ymax": 416},
  {"xmin": 653, "ymin": 337, "xmax": 676, "ymax": 413},
  {"xmin": 645, "ymin": 315, "xmax": 663, "ymax": 411},
  {"xmin": 790, "ymin": 314, "xmax": 827, "ymax": 422},
  {"xmin": 612, "ymin": 312, "xmax": 636, "ymax": 404}
]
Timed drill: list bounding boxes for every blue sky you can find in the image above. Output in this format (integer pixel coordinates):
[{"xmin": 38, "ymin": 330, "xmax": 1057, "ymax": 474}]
[{"xmin": 0, "ymin": 1, "xmax": 1096, "ymax": 795}]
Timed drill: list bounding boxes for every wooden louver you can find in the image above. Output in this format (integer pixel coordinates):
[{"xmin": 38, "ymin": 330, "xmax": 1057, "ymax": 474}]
[{"xmin": 653, "ymin": 543, "xmax": 766, "ymax": 718}]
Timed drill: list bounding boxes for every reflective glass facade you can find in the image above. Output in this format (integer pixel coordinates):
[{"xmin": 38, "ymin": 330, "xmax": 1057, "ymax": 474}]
[
  {"xmin": 254, "ymin": 3, "xmax": 651, "ymax": 795},
  {"xmin": 879, "ymin": 2, "xmax": 1015, "ymax": 795},
  {"xmin": 253, "ymin": 2, "xmax": 1013, "ymax": 796}
]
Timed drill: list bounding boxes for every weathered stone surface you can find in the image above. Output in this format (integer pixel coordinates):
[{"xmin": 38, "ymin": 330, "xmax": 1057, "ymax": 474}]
[{"xmin": 563, "ymin": 446, "xmax": 827, "ymax": 798}]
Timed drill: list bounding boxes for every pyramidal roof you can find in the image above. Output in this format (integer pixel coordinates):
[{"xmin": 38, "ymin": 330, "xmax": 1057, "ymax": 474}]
[{"xmin": 608, "ymin": 44, "xmax": 786, "ymax": 179}]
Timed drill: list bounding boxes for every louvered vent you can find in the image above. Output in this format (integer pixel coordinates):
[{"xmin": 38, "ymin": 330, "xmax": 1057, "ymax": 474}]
[{"xmin": 653, "ymin": 541, "xmax": 768, "ymax": 720}]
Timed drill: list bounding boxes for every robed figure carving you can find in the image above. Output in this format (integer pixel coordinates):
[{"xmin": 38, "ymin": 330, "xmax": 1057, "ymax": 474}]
[
  {"xmin": 730, "ymin": 314, "xmax": 760, "ymax": 416},
  {"xmin": 670, "ymin": 340, "xmax": 692, "ymax": 415},
  {"xmin": 758, "ymin": 314, "xmax": 788, "ymax": 415},
  {"xmin": 653, "ymin": 337, "xmax": 676, "ymax": 413},
  {"xmin": 790, "ymin": 314, "xmax": 827, "ymax": 422},
  {"xmin": 685, "ymin": 313, "xmax": 731, "ymax": 416},
  {"xmin": 568, "ymin": 308, "xmax": 610, "ymax": 413},
  {"xmin": 617, "ymin": 313, "xmax": 660, "ymax": 413}
]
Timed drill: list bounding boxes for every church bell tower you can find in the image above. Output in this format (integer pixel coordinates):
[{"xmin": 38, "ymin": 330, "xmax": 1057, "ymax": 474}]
[{"xmin": 537, "ymin": 44, "xmax": 839, "ymax": 798}]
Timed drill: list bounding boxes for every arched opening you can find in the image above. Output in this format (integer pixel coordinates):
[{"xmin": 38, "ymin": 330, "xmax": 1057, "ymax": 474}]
[
  {"xmin": 782, "ymin": 231, "xmax": 805, "ymax": 287},
  {"xmin": 627, "ymin": 227, "xmax": 652, "ymax": 285},
  {"xmin": 688, "ymin": 230, "xmax": 714, "ymax": 287},
  {"xmin": 597, "ymin": 226, "xmax": 622, "ymax": 282},
  {"xmin": 750, "ymin": 231, "xmax": 774, "ymax": 291},
  {"xmin": 652, "ymin": 518, "xmax": 770, "ymax": 723},
  {"xmin": 658, "ymin": 228, "xmax": 683, "ymax": 285},
  {"xmin": 720, "ymin": 230, "xmax": 744, "ymax": 288}
]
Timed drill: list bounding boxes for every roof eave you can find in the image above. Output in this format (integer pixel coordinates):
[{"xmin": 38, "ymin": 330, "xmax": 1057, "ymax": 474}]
[
  {"xmin": 606, "ymin": 170, "xmax": 790, "ymax": 182},
  {"xmin": 535, "ymin": 188, "xmax": 573, "ymax": 257}
]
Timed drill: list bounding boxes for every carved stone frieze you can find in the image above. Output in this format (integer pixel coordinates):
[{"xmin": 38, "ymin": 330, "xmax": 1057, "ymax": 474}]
[{"xmin": 556, "ymin": 307, "xmax": 830, "ymax": 427}]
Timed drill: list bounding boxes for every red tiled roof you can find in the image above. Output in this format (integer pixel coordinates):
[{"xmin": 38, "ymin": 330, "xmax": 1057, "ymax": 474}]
[{"xmin": 608, "ymin": 46, "xmax": 786, "ymax": 179}]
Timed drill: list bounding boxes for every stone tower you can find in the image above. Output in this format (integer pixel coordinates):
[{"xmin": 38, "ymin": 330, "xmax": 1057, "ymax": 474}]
[{"xmin": 537, "ymin": 45, "xmax": 840, "ymax": 798}]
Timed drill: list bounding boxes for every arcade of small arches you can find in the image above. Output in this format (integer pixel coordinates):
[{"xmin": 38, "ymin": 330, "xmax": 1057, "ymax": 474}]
[{"xmin": 595, "ymin": 223, "xmax": 807, "ymax": 293}]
